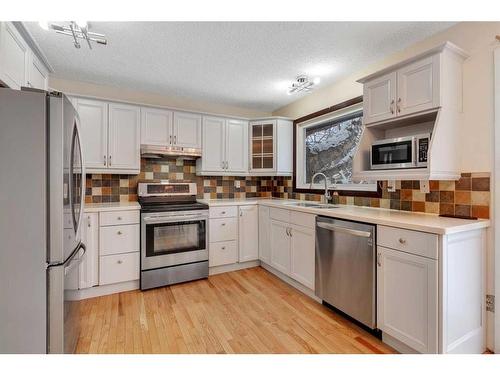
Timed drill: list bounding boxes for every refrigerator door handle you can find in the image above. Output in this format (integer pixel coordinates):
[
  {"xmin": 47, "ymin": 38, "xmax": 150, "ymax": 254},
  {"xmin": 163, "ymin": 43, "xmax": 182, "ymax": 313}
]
[
  {"xmin": 47, "ymin": 242, "xmax": 86, "ymax": 269},
  {"xmin": 64, "ymin": 243, "xmax": 86, "ymax": 275}
]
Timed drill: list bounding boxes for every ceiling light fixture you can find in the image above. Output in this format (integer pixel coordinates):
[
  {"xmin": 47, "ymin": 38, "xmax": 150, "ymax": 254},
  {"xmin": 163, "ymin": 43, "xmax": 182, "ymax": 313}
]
[
  {"xmin": 287, "ymin": 75, "xmax": 320, "ymax": 95},
  {"xmin": 39, "ymin": 21, "xmax": 107, "ymax": 49}
]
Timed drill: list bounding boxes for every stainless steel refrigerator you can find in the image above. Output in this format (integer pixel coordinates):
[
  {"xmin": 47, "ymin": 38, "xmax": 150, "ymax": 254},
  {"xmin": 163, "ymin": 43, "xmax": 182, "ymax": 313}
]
[{"xmin": 0, "ymin": 88, "xmax": 86, "ymax": 353}]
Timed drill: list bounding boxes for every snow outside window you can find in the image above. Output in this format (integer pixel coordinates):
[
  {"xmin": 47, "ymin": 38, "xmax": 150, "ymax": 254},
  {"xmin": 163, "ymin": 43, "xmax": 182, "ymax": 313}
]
[{"xmin": 296, "ymin": 102, "xmax": 377, "ymax": 192}]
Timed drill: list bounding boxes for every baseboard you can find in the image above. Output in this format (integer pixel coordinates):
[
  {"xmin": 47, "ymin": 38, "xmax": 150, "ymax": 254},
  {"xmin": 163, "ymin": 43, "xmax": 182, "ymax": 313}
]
[
  {"xmin": 71, "ymin": 280, "xmax": 139, "ymax": 300},
  {"xmin": 260, "ymin": 261, "xmax": 320, "ymax": 303},
  {"xmin": 209, "ymin": 260, "xmax": 260, "ymax": 275},
  {"xmin": 382, "ymin": 333, "xmax": 417, "ymax": 354}
]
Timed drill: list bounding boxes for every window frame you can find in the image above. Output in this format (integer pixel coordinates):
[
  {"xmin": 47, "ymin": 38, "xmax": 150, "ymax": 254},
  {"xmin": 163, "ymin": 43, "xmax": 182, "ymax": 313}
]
[{"xmin": 293, "ymin": 96, "xmax": 381, "ymax": 197}]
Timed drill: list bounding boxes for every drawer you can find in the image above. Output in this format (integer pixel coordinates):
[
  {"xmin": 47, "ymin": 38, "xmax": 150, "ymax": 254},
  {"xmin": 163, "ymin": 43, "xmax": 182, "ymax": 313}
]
[
  {"xmin": 99, "ymin": 252, "xmax": 139, "ymax": 285},
  {"xmin": 209, "ymin": 206, "xmax": 237, "ymax": 219},
  {"xmin": 100, "ymin": 210, "xmax": 139, "ymax": 226},
  {"xmin": 100, "ymin": 224, "xmax": 140, "ymax": 256},
  {"xmin": 269, "ymin": 207, "xmax": 290, "ymax": 223},
  {"xmin": 209, "ymin": 240, "xmax": 238, "ymax": 267},
  {"xmin": 377, "ymin": 225, "xmax": 438, "ymax": 259},
  {"xmin": 290, "ymin": 211, "xmax": 316, "ymax": 229},
  {"xmin": 209, "ymin": 218, "xmax": 237, "ymax": 242}
]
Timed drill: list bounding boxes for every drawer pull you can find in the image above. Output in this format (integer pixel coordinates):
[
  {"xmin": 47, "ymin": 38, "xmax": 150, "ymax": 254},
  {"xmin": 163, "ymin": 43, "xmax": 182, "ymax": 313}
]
[
  {"xmin": 399, "ymin": 238, "xmax": 406, "ymax": 244},
  {"xmin": 221, "ymin": 246, "xmax": 226, "ymax": 250},
  {"xmin": 117, "ymin": 216, "xmax": 122, "ymax": 220},
  {"xmin": 221, "ymin": 211, "xmax": 226, "ymax": 214},
  {"xmin": 117, "ymin": 231, "xmax": 122, "ymax": 235},
  {"xmin": 117, "ymin": 260, "xmax": 123, "ymax": 264},
  {"xmin": 221, "ymin": 223, "xmax": 226, "ymax": 226}
]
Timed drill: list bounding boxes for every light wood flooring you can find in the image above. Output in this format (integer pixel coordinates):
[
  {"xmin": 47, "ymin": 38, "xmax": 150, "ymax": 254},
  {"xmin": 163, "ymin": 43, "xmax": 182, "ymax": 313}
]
[{"xmin": 75, "ymin": 266, "xmax": 395, "ymax": 354}]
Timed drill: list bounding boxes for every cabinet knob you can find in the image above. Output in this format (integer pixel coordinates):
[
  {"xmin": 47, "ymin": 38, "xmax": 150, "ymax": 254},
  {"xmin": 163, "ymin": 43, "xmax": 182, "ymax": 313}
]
[
  {"xmin": 117, "ymin": 216, "xmax": 122, "ymax": 220},
  {"xmin": 117, "ymin": 260, "xmax": 123, "ymax": 264},
  {"xmin": 398, "ymin": 238, "xmax": 406, "ymax": 244},
  {"xmin": 117, "ymin": 231, "xmax": 122, "ymax": 235},
  {"xmin": 221, "ymin": 223, "xmax": 226, "ymax": 226},
  {"xmin": 221, "ymin": 211, "xmax": 226, "ymax": 214},
  {"xmin": 221, "ymin": 246, "xmax": 226, "ymax": 250}
]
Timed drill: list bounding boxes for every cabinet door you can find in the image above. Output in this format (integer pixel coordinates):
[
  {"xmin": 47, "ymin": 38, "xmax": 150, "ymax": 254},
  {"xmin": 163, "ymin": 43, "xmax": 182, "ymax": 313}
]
[
  {"xmin": 140, "ymin": 107, "xmax": 172, "ymax": 146},
  {"xmin": 201, "ymin": 116, "xmax": 225, "ymax": 172},
  {"xmin": 0, "ymin": 22, "xmax": 29, "ymax": 89},
  {"xmin": 258, "ymin": 206, "xmax": 271, "ymax": 263},
  {"xmin": 250, "ymin": 121, "xmax": 275, "ymax": 172},
  {"xmin": 270, "ymin": 220, "xmax": 291, "ymax": 275},
  {"xmin": 226, "ymin": 119, "xmax": 248, "ymax": 173},
  {"xmin": 363, "ymin": 71, "xmax": 397, "ymax": 125},
  {"xmin": 397, "ymin": 55, "xmax": 439, "ymax": 116},
  {"xmin": 173, "ymin": 112, "xmax": 202, "ymax": 149},
  {"xmin": 238, "ymin": 205, "xmax": 259, "ymax": 262},
  {"xmin": 290, "ymin": 224, "xmax": 315, "ymax": 290},
  {"xmin": 79, "ymin": 213, "xmax": 99, "ymax": 289},
  {"xmin": 28, "ymin": 53, "xmax": 48, "ymax": 90},
  {"xmin": 108, "ymin": 103, "xmax": 141, "ymax": 171},
  {"xmin": 377, "ymin": 246, "xmax": 438, "ymax": 353},
  {"xmin": 76, "ymin": 99, "xmax": 109, "ymax": 169}
]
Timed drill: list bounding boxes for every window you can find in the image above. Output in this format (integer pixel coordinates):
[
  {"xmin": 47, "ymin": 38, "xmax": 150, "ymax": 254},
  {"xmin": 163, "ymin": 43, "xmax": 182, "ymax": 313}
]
[{"xmin": 296, "ymin": 102, "xmax": 377, "ymax": 192}]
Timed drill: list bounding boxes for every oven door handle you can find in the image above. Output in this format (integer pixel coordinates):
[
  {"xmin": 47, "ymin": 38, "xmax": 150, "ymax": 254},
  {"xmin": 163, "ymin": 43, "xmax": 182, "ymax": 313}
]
[{"xmin": 143, "ymin": 215, "xmax": 207, "ymax": 224}]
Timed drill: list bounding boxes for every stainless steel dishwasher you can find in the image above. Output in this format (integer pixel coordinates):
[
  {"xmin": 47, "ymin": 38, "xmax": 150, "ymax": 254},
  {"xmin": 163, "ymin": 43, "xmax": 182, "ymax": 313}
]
[{"xmin": 315, "ymin": 216, "xmax": 376, "ymax": 329}]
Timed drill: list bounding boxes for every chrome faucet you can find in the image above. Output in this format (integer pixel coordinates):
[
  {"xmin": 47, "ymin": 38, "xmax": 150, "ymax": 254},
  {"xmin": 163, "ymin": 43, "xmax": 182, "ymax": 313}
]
[{"xmin": 310, "ymin": 172, "xmax": 332, "ymax": 203}]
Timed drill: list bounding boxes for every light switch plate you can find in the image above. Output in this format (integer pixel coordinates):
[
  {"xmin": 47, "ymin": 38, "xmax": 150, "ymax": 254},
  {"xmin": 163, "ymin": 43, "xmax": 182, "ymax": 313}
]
[
  {"xmin": 387, "ymin": 180, "xmax": 396, "ymax": 193},
  {"xmin": 420, "ymin": 180, "xmax": 430, "ymax": 194}
]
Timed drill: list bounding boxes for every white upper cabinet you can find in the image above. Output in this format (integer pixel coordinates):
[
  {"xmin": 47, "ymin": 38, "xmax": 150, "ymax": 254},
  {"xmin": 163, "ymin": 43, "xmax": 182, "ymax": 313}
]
[
  {"xmin": 140, "ymin": 107, "xmax": 173, "ymax": 146},
  {"xmin": 397, "ymin": 55, "xmax": 439, "ymax": 116},
  {"xmin": 0, "ymin": 22, "xmax": 29, "ymax": 89},
  {"xmin": 75, "ymin": 98, "xmax": 109, "ymax": 170},
  {"xmin": 363, "ymin": 72, "xmax": 397, "ymax": 124},
  {"xmin": 28, "ymin": 53, "xmax": 48, "ymax": 90},
  {"xmin": 108, "ymin": 103, "xmax": 141, "ymax": 171},
  {"xmin": 200, "ymin": 116, "xmax": 225, "ymax": 172},
  {"xmin": 226, "ymin": 119, "xmax": 248, "ymax": 173},
  {"xmin": 74, "ymin": 98, "xmax": 141, "ymax": 174},
  {"xmin": 238, "ymin": 205, "xmax": 259, "ymax": 262},
  {"xmin": 197, "ymin": 116, "xmax": 248, "ymax": 175},
  {"xmin": 0, "ymin": 22, "xmax": 49, "ymax": 91},
  {"xmin": 173, "ymin": 112, "xmax": 202, "ymax": 149}
]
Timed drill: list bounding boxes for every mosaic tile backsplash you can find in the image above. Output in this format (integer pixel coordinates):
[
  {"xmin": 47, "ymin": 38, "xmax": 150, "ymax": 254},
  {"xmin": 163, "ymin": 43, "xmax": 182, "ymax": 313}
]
[{"xmin": 85, "ymin": 158, "xmax": 490, "ymax": 219}]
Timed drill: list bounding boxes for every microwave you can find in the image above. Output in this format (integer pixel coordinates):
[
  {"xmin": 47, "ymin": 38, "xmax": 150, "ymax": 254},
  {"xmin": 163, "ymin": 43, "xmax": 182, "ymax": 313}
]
[{"xmin": 370, "ymin": 134, "xmax": 430, "ymax": 170}]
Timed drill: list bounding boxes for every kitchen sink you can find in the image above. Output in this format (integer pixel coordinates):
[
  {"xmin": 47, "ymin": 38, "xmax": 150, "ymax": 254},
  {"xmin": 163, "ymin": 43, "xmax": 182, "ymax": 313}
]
[{"xmin": 284, "ymin": 202, "xmax": 340, "ymax": 209}]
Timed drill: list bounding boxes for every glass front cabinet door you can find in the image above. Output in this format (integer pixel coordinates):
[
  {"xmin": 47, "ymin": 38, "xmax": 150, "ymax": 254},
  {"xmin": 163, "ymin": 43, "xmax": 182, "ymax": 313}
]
[{"xmin": 250, "ymin": 120, "xmax": 276, "ymax": 172}]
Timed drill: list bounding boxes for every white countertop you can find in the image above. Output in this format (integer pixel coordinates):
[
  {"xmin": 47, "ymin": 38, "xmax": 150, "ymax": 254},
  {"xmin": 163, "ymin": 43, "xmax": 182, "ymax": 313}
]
[
  {"xmin": 84, "ymin": 201, "xmax": 141, "ymax": 213},
  {"xmin": 198, "ymin": 198, "xmax": 490, "ymax": 235}
]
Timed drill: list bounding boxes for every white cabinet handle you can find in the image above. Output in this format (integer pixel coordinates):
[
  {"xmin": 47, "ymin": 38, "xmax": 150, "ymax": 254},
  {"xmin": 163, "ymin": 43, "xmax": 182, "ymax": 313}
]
[
  {"xmin": 117, "ymin": 260, "xmax": 123, "ymax": 264},
  {"xmin": 399, "ymin": 238, "xmax": 406, "ymax": 245}
]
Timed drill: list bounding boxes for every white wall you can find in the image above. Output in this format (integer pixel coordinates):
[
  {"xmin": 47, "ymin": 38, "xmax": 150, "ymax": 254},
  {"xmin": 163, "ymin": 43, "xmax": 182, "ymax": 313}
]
[
  {"xmin": 273, "ymin": 22, "xmax": 500, "ymax": 174},
  {"xmin": 49, "ymin": 76, "xmax": 271, "ymax": 119}
]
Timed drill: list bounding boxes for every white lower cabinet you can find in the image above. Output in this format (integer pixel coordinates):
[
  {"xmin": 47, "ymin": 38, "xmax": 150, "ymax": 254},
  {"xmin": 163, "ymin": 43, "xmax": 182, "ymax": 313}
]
[
  {"xmin": 270, "ymin": 220, "xmax": 291, "ymax": 274},
  {"xmin": 238, "ymin": 205, "xmax": 259, "ymax": 262},
  {"xmin": 79, "ymin": 213, "xmax": 99, "ymax": 289},
  {"xmin": 258, "ymin": 206, "xmax": 271, "ymax": 263},
  {"xmin": 289, "ymin": 224, "xmax": 315, "ymax": 290}
]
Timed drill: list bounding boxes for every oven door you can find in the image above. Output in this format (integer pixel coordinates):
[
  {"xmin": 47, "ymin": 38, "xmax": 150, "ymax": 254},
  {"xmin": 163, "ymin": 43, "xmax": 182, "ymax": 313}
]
[
  {"xmin": 141, "ymin": 211, "xmax": 208, "ymax": 271},
  {"xmin": 371, "ymin": 138, "xmax": 415, "ymax": 170}
]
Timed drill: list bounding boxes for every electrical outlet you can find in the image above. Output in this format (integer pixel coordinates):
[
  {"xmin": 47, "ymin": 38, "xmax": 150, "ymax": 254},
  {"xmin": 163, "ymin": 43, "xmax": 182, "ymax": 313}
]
[
  {"xmin": 486, "ymin": 294, "xmax": 495, "ymax": 313},
  {"xmin": 387, "ymin": 180, "xmax": 396, "ymax": 193},
  {"xmin": 420, "ymin": 180, "xmax": 430, "ymax": 194}
]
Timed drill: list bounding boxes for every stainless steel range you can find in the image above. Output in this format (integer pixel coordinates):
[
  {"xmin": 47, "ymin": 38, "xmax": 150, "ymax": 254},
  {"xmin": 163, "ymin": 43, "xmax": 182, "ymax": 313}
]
[{"xmin": 138, "ymin": 182, "xmax": 209, "ymax": 290}]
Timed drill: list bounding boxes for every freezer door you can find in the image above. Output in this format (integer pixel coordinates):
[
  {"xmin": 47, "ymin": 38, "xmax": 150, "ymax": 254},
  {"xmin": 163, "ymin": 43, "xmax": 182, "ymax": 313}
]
[{"xmin": 48, "ymin": 242, "xmax": 86, "ymax": 354}]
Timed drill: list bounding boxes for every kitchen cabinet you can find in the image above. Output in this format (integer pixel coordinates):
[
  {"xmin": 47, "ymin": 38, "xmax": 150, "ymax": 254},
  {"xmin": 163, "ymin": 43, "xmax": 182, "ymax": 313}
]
[
  {"xmin": 363, "ymin": 72, "xmax": 397, "ymax": 124},
  {"xmin": 377, "ymin": 245, "xmax": 438, "ymax": 354},
  {"xmin": 270, "ymin": 219, "xmax": 291, "ymax": 275},
  {"xmin": 289, "ymin": 224, "xmax": 315, "ymax": 290},
  {"xmin": 75, "ymin": 98, "xmax": 109, "ymax": 170},
  {"xmin": 249, "ymin": 118, "xmax": 293, "ymax": 176},
  {"xmin": 74, "ymin": 98, "xmax": 140, "ymax": 174},
  {"xmin": 0, "ymin": 22, "xmax": 49, "ymax": 90},
  {"xmin": 173, "ymin": 112, "xmax": 202, "ymax": 149},
  {"xmin": 108, "ymin": 103, "xmax": 141, "ymax": 171},
  {"xmin": 140, "ymin": 107, "xmax": 173, "ymax": 146},
  {"xmin": 258, "ymin": 206, "xmax": 271, "ymax": 264},
  {"xmin": 208, "ymin": 205, "xmax": 239, "ymax": 268},
  {"xmin": 197, "ymin": 116, "xmax": 248, "ymax": 175},
  {"xmin": 79, "ymin": 213, "xmax": 99, "ymax": 289},
  {"xmin": 238, "ymin": 205, "xmax": 259, "ymax": 262},
  {"xmin": 0, "ymin": 22, "xmax": 29, "ymax": 89}
]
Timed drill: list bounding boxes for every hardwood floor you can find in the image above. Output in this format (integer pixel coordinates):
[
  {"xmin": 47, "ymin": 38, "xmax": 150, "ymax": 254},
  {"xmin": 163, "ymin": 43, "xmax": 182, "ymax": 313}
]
[{"xmin": 75, "ymin": 266, "xmax": 395, "ymax": 354}]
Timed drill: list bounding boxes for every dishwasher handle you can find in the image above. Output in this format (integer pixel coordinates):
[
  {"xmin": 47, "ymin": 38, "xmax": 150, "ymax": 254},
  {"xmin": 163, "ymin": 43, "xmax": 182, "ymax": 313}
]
[{"xmin": 316, "ymin": 222, "xmax": 372, "ymax": 238}]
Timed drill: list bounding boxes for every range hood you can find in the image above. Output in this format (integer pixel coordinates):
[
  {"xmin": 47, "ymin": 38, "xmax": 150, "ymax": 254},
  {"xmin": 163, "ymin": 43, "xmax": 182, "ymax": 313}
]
[{"xmin": 140, "ymin": 144, "xmax": 202, "ymax": 159}]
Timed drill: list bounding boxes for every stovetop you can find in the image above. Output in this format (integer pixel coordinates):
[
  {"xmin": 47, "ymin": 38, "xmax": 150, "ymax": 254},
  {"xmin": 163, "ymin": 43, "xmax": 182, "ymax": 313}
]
[{"xmin": 138, "ymin": 196, "xmax": 208, "ymax": 213}]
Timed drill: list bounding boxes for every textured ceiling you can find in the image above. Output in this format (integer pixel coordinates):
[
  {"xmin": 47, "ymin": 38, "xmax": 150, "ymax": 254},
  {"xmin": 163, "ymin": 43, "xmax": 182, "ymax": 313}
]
[{"xmin": 25, "ymin": 22, "xmax": 454, "ymax": 112}]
